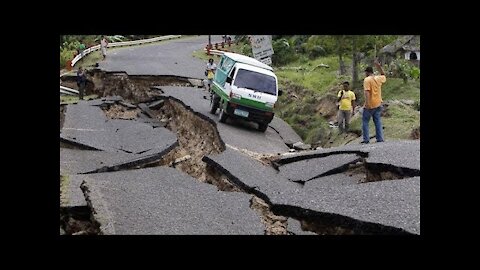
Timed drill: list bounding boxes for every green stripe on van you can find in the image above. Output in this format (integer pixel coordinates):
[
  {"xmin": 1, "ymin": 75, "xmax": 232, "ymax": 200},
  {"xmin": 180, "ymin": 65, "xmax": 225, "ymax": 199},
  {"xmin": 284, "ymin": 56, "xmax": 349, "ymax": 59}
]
[
  {"xmin": 211, "ymin": 83, "xmax": 273, "ymax": 112},
  {"xmin": 234, "ymin": 97, "xmax": 273, "ymax": 112}
]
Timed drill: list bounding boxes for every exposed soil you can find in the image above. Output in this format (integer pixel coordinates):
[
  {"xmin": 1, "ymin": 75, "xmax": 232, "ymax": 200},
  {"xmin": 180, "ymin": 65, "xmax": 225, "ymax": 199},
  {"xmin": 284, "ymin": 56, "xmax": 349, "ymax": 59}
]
[
  {"xmin": 226, "ymin": 144, "xmax": 278, "ymax": 166},
  {"xmin": 410, "ymin": 126, "xmax": 420, "ymax": 139},
  {"xmin": 250, "ymin": 196, "xmax": 288, "ymax": 235},
  {"xmin": 60, "ymin": 206, "xmax": 100, "ymax": 235},
  {"xmin": 88, "ymin": 71, "xmax": 194, "ymax": 103},
  {"xmin": 103, "ymin": 104, "xmax": 140, "ymax": 120},
  {"xmin": 152, "ymin": 99, "xmax": 225, "ymax": 181}
]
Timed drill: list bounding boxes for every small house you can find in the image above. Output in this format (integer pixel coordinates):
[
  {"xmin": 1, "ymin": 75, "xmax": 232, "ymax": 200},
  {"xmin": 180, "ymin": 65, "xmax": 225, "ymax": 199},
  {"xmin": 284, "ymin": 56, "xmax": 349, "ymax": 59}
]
[{"xmin": 380, "ymin": 35, "xmax": 420, "ymax": 66}]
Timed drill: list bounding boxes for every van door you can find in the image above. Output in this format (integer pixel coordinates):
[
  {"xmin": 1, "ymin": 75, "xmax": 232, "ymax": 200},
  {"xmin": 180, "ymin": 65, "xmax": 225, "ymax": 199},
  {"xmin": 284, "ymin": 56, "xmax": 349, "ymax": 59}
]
[{"xmin": 214, "ymin": 56, "xmax": 235, "ymax": 88}]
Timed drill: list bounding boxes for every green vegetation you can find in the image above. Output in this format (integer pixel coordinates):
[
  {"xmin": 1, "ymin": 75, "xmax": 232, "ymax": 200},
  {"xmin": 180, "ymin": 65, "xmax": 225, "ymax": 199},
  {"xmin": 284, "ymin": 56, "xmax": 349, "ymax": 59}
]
[
  {"xmin": 349, "ymin": 102, "xmax": 420, "ymax": 140},
  {"xmin": 73, "ymin": 50, "xmax": 103, "ymax": 69},
  {"xmin": 192, "ymin": 49, "xmax": 224, "ymax": 62},
  {"xmin": 60, "ymin": 94, "xmax": 98, "ymax": 104},
  {"xmin": 260, "ymin": 35, "xmax": 419, "ymax": 146},
  {"xmin": 276, "ymin": 56, "xmax": 345, "ymax": 95},
  {"xmin": 381, "ymin": 78, "xmax": 420, "ymax": 101}
]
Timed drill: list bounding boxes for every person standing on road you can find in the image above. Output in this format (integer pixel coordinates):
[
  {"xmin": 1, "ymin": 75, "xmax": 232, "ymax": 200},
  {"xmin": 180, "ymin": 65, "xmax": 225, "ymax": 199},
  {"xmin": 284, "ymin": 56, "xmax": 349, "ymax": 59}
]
[
  {"xmin": 361, "ymin": 60, "xmax": 386, "ymax": 144},
  {"xmin": 100, "ymin": 36, "xmax": 108, "ymax": 60},
  {"xmin": 77, "ymin": 66, "xmax": 87, "ymax": 100},
  {"xmin": 205, "ymin": 58, "xmax": 217, "ymax": 92},
  {"xmin": 337, "ymin": 81, "xmax": 356, "ymax": 133}
]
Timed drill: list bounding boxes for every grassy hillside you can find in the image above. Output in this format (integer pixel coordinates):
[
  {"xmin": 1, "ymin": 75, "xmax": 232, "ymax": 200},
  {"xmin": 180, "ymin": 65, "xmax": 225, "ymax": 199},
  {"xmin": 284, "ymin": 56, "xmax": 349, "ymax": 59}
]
[
  {"xmin": 274, "ymin": 56, "xmax": 420, "ymax": 147},
  {"xmin": 382, "ymin": 77, "xmax": 420, "ymax": 101}
]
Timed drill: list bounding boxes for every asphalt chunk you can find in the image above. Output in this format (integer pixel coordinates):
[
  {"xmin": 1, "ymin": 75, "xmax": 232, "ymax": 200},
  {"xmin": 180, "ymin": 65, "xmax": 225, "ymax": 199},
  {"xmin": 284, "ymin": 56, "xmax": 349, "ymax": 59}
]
[{"xmin": 79, "ymin": 167, "xmax": 264, "ymax": 235}]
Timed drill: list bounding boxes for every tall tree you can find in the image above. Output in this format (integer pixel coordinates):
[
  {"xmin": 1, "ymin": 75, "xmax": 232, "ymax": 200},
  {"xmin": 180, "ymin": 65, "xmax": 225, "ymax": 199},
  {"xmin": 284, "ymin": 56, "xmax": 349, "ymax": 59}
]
[
  {"xmin": 352, "ymin": 35, "xmax": 359, "ymax": 89},
  {"xmin": 335, "ymin": 35, "xmax": 346, "ymax": 75}
]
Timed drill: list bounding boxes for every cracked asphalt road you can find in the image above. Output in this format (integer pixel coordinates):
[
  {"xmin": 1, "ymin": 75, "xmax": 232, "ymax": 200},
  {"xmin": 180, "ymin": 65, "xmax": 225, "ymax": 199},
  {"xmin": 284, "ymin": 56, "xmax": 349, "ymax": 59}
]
[
  {"xmin": 80, "ymin": 167, "xmax": 264, "ymax": 235},
  {"xmin": 277, "ymin": 140, "xmax": 420, "ymax": 171},
  {"xmin": 204, "ymin": 147, "xmax": 420, "ymax": 234},
  {"xmin": 61, "ymin": 100, "xmax": 177, "ymax": 155},
  {"xmin": 60, "ymin": 35, "xmax": 420, "ymax": 235},
  {"xmin": 278, "ymin": 153, "xmax": 360, "ymax": 182}
]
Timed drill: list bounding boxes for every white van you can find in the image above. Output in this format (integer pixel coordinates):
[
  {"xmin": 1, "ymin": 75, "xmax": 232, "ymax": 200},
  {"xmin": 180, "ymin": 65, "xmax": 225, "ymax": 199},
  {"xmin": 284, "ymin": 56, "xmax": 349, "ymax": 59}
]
[{"xmin": 209, "ymin": 52, "xmax": 282, "ymax": 132}]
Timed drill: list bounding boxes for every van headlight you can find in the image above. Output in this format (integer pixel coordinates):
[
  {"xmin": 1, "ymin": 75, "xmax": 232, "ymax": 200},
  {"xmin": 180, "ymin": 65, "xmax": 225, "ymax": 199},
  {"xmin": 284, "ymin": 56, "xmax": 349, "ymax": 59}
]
[
  {"xmin": 231, "ymin": 93, "xmax": 242, "ymax": 99},
  {"xmin": 265, "ymin": 102, "xmax": 274, "ymax": 108}
]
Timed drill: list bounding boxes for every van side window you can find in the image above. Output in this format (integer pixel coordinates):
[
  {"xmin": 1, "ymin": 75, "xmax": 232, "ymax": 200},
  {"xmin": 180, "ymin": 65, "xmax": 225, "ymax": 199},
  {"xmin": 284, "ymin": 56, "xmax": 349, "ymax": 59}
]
[
  {"xmin": 221, "ymin": 57, "xmax": 235, "ymax": 73},
  {"xmin": 218, "ymin": 58, "xmax": 224, "ymax": 70},
  {"xmin": 226, "ymin": 68, "xmax": 235, "ymax": 84}
]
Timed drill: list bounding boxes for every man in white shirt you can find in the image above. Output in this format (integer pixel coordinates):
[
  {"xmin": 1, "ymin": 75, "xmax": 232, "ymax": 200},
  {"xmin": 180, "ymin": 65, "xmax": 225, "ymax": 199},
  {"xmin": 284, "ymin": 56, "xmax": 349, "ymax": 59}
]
[{"xmin": 205, "ymin": 58, "xmax": 217, "ymax": 92}]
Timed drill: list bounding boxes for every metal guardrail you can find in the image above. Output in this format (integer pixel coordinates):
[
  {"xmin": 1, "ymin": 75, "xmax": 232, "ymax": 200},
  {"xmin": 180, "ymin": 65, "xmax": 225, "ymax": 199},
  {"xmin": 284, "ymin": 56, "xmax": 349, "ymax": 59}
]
[
  {"xmin": 60, "ymin": 89, "xmax": 77, "ymax": 96},
  {"xmin": 203, "ymin": 48, "xmax": 225, "ymax": 56},
  {"xmin": 60, "ymin": 86, "xmax": 79, "ymax": 95},
  {"xmin": 71, "ymin": 35, "xmax": 182, "ymax": 67}
]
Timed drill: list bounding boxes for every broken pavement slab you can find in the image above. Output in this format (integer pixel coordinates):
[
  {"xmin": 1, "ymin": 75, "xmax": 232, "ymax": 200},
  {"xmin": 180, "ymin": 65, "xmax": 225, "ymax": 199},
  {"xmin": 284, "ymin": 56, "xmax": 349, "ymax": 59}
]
[
  {"xmin": 137, "ymin": 103, "xmax": 155, "ymax": 118},
  {"xmin": 119, "ymin": 101, "xmax": 137, "ymax": 109},
  {"xmin": 60, "ymin": 148, "xmax": 133, "ymax": 175},
  {"xmin": 61, "ymin": 119, "xmax": 176, "ymax": 154},
  {"xmin": 61, "ymin": 102, "xmax": 177, "ymax": 154},
  {"xmin": 292, "ymin": 142, "xmax": 311, "ymax": 151},
  {"xmin": 361, "ymin": 140, "xmax": 420, "ymax": 171},
  {"xmin": 60, "ymin": 174, "xmax": 88, "ymax": 208},
  {"xmin": 136, "ymin": 112, "xmax": 167, "ymax": 128},
  {"xmin": 62, "ymin": 101, "xmax": 109, "ymax": 131},
  {"xmin": 203, "ymin": 148, "xmax": 302, "ymax": 202},
  {"xmin": 276, "ymin": 177, "xmax": 421, "ymax": 234},
  {"xmin": 204, "ymin": 149, "xmax": 420, "ymax": 234},
  {"xmin": 147, "ymin": 99, "xmax": 165, "ymax": 109},
  {"xmin": 269, "ymin": 117, "xmax": 303, "ymax": 147},
  {"xmin": 278, "ymin": 154, "xmax": 361, "ymax": 183},
  {"xmin": 303, "ymin": 172, "xmax": 364, "ymax": 189},
  {"xmin": 275, "ymin": 140, "xmax": 420, "ymax": 172},
  {"xmin": 187, "ymin": 78, "xmax": 204, "ymax": 88},
  {"xmin": 60, "ymin": 143, "xmax": 178, "ymax": 174},
  {"xmin": 79, "ymin": 167, "xmax": 265, "ymax": 235}
]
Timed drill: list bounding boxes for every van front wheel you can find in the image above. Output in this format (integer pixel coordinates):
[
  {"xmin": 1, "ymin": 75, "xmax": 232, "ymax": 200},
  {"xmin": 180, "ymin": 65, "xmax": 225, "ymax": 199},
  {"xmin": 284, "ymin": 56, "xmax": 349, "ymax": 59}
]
[
  {"xmin": 210, "ymin": 94, "xmax": 219, "ymax": 114},
  {"xmin": 219, "ymin": 108, "xmax": 228, "ymax": 123},
  {"xmin": 258, "ymin": 123, "xmax": 268, "ymax": 132}
]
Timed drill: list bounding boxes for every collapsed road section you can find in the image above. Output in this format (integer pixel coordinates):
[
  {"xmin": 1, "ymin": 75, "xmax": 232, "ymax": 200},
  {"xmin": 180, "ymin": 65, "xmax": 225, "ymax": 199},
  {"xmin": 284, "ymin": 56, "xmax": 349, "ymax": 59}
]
[
  {"xmin": 60, "ymin": 75, "xmax": 294, "ymax": 234},
  {"xmin": 203, "ymin": 147, "xmax": 420, "ymax": 235},
  {"xmin": 60, "ymin": 72, "xmax": 420, "ymax": 235}
]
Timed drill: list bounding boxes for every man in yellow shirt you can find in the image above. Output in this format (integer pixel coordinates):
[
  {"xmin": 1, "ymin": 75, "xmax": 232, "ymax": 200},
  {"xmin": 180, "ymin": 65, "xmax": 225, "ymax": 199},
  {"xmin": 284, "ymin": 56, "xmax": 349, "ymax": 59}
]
[
  {"xmin": 337, "ymin": 81, "xmax": 356, "ymax": 133},
  {"xmin": 361, "ymin": 60, "xmax": 387, "ymax": 144}
]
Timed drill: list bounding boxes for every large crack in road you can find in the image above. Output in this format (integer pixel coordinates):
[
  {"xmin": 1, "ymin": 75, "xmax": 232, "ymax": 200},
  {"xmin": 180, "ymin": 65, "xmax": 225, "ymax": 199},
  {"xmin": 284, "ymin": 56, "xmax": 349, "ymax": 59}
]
[
  {"xmin": 60, "ymin": 70, "xmax": 420, "ymax": 235},
  {"xmin": 60, "ymin": 72, "xmax": 294, "ymax": 235},
  {"xmin": 147, "ymin": 97, "xmax": 290, "ymax": 235}
]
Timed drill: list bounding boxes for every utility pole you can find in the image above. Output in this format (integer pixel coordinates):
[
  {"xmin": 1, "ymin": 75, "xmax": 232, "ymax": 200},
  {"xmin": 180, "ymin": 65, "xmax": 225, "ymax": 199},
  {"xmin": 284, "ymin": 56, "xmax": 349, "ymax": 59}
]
[{"xmin": 208, "ymin": 35, "xmax": 211, "ymax": 49}]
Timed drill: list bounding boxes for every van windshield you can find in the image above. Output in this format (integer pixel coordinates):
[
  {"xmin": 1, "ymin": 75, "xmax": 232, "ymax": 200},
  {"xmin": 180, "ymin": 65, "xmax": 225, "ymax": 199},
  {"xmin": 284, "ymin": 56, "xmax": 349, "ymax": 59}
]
[{"xmin": 234, "ymin": 69, "xmax": 276, "ymax": 95}]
